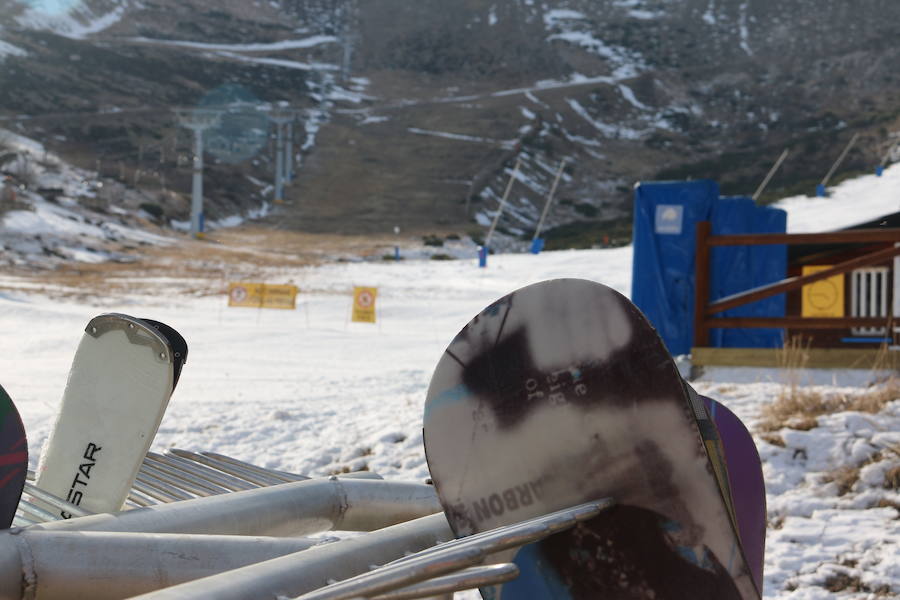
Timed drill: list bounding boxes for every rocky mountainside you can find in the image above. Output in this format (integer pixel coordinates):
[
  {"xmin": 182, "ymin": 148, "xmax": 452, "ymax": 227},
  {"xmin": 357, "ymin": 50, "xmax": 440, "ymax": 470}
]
[{"xmin": 2, "ymin": 0, "xmax": 900, "ymax": 248}]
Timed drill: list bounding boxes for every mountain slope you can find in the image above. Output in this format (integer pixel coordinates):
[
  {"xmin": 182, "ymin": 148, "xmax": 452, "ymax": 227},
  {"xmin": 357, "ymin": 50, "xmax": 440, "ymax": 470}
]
[{"xmin": 2, "ymin": 0, "xmax": 899, "ymax": 243}]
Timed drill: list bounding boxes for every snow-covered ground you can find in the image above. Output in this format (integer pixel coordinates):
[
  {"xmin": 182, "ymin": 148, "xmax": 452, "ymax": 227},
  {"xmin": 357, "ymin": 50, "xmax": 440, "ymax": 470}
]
[{"xmin": 1, "ymin": 148, "xmax": 899, "ymax": 597}]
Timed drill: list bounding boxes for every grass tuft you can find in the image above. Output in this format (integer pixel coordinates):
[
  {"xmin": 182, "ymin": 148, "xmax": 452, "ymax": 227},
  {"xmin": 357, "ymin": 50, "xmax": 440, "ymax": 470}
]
[
  {"xmin": 758, "ymin": 337, "xmax": 900, "ymax": 432},
  {"xmin": 821, "ymin": 466, "xmax": 861, "ymax": 496}
]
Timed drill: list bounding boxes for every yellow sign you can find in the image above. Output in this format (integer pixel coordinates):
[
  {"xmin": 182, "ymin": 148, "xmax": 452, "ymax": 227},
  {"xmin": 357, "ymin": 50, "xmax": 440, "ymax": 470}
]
[
  {"xmin": 228, "ymin": 283, "xmax": 297, "ymax": 310},
  {"xmin": 801, "ymin": 266, "xmax": 844, "ymax": 317},
  {"xmin": 352, "ymin": 286, "xmax": 378, "ymax": 323}
]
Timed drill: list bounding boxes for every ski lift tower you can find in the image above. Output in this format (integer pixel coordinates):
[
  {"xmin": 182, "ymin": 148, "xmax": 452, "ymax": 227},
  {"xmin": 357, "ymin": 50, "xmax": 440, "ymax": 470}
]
[
  {"xmin": 175, "ymin": 108, "xmax": 221, "ymax": 238},
  {"xmin": 268, "ymin": 109, "xmax": 295, "ymax": 204}
]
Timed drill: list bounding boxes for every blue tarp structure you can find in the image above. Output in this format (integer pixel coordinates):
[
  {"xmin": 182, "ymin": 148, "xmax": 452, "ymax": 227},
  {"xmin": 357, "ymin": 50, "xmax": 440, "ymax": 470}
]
[
  {"xmin": 631, "ymin": 181, "xmax": 787, "ymax": 356},
  {"xmin": 709, "ymin": 197, "xmax": 787, "ymax": 349}
]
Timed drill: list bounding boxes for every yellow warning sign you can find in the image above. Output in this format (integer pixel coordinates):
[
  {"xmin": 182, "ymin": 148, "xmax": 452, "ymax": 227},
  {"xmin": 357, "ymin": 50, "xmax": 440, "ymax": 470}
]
[
  {"xmin": 352, "ymin": 286, "xmax": 378, "ymax": 323},
  {"xmin": 228, "ymin": 283, "xmax": 298, "ymax": 310},
  {"xmin": 260, "ymin": 284, "xmax": 299, "ymax": 310},
  {"xmin": 801, "ymin": 266, "xmax": 844, "ymax": 318}
]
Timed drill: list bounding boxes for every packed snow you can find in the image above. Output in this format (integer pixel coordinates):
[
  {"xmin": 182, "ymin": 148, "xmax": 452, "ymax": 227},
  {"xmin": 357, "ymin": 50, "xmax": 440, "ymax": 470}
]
[
  {"xmin": 17, "ymin": 1, "xmax": 125, "ymax": 40},
  {"xmin": 0, "ymin": 142, "xmax": 899, "ymax": 597},
  {"xmin": 127, "ymin": 36, "xmax": 338, "ymax": 53}
]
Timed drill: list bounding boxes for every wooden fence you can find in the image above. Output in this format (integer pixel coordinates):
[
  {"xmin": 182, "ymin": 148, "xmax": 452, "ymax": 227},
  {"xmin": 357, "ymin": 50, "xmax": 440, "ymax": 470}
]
[{"xmin": 693, "ymin": 222, "xmax": 900, "ymax": 348}]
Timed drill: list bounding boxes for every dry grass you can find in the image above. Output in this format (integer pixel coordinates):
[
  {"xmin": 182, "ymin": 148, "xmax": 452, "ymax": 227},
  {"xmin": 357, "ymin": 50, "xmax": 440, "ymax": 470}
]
[
  {"xmin": 821, "ymin": 465, "xmax": 862, "ymax": 496},
  {"xmin": 2, "ymin": 225, "xmax": 405, "ymax": 301},
  {"xmin": 758, "ymin": 336, "xmax": 900, "ymax": 432},
  {"xmin": 885, "ymin": 466, "xmax": 900, "ymax": 491}
]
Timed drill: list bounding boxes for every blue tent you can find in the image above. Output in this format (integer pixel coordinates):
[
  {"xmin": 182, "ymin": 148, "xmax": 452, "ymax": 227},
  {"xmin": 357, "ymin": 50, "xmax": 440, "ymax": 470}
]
[{"xmin": 632, "ymin": 181, "xmax": 786, "ymax": 356}]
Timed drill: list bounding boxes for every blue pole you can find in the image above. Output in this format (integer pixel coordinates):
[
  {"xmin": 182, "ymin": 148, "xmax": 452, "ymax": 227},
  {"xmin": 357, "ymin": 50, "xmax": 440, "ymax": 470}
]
[
  {"xmin": 530, "ymin": 238, "xmax": 545, "ymax": 254},
  {"xmin": 478, "ymin": 246, "xmax": 488, "ymax": 268},
  {"xmin": 815, "ymin": 183, "xmax": 826, "ymax": 197},
  {"xmin": 876, "ymin": 165, "xmax": 884, "ymax": 177},
  {"xmin": 394, "ymin": 245, "xmax": 400, "ymax": 261}
]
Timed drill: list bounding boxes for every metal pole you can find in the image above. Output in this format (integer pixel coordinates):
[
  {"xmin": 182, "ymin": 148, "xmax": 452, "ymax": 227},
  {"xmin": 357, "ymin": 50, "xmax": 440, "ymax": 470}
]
[
  {"xmin": 30, "ymin": 478, "xmax": 441, "ymax": 537},
  {"xmin": 191, "ymin": 127, "xmax": 204, "ymax": 236},
  {"xmin": 820, "ymin": 132, "xmax": 860, "ymax": 188},
  {"xmin": 122, "ymin": 500, "xmax": 610, "ymax": 600},
  {"xmin": 532, "ymin": 159, "xmax": 566, "ymax": 241},
  {"xmin": 286, "ymin": 121, "xmax": 294, "ymax": 183},
  {"xmin": 0, "ymin": 531, "xmax": 325, "ymax": 600},
  {"xmin": 879, "ymin": 139, "xmax": 899, "ymax": 167},
  {"xmin": 369, "ymin": 564, "xmax": 519, "ymax": 600},
  {"xmin": 125, "ymin": 513, "xmax": 454, "ymax": 600},
  {"xmin": 752, "ymin": 148, "xmax": 789, "ymax": 203},
  {"xmin": 176, "ymin": 109, "xmax": 219, "ymax": 239},
  {"xmin": 484, "ymin": 158, "xmax": 520, "ymax": 249},
  {"xmin": 275, "ymin": 121, "xmax": 285, "ymax": 203}
]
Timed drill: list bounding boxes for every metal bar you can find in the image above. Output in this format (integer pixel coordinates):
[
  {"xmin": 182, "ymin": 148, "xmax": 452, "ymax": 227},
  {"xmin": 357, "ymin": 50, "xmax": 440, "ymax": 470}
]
[
  {"xmin": 707, "ymin": 228, "xmax": 900, "ymax": 246},
  {"xmin": 16, "ymin": 499, "xmax": 61, "ymax": 522},
  {"xmin": 123, "ymin": 513, "xmax": 454, "ymax": 600},
  {"xmin": 191, "ymin": 127, "xmax": 204, "ymax": 236},
  {"xmin": 134, "ymin": 472, "xmax": 195, "ymax": 501},
  {"xmin": 532, "ymin": 159, "xmax": 566, "ymax": 241},
  {"xmin": 706, "ymin": 244, "xmax": 900, "ymax": 316},
  {"xmin": 694, "ymin": 220, "xmax": 712, "ymax": 347},
  {"xmin": 286, "ymin": 121, "xmax": 294, "ymax": 183},
  {"xmin": 22, "ymin": 482, "xmax": 92, "ymax": 518},
  {"xmin": 821, "ymin": 132, "xmax": 859, "ymax": 187},
  {"xmin": 149, "ymin": 452, "xmax": 258, "ymax": 491},
  {"xmin": 169, "ymin": 449, "xmax": 288, "ymax": 486},
  {"xmin": 387, "ymin": 499, "xmax": 610, "ymax": 567},
  {"xmin": 0, "ymin": 531, "xmax": 328, "ymax": 600},
  {"xmin": 30, "ymin": 478, "xmax": 441, "ymax": 537},
  {"xmin": 705, "ymin": 316, "xmax": 891, "ymax": 329},
  {"xmin": 484, "ymin": 158, "xmax": 521, "ymax": 249},
  {"xmin": 127, "ymin": 487, "xmax": 160, "ymax": 507},
  {"xmin": 126, "ymin": 500, "xmax": 611, "ymax": 600},
  {"xmin": 131, "ymin": 477, "xmax": 191, "ymax": 503},
  {"xmin": 290, "ymin": 542, "xmax": 484, "ymax": 600},
  {"xmin": 200, "ymin": 451, "xmax": 308, "ymax": 483},
  {"xmin": 275, "ymin": 121, "xmax": 285, "ymax": 202},
  {"xmin": 369, "ymin": 564, "xmax": 520, "ymax": 600},
  {"xmin": 140, "ymin": 461, "xmax": 229, "ymax": 497},
  {"xmin": 290, "ymin": 500, "xmax": 612, "ymax": 600},
  {"xmin": 880, "ymin": 139, "xmax": 898, "ymax": 166},
  {"xmin": 752, "ymin": 148, "xmax": 789, "ymax": 202}
]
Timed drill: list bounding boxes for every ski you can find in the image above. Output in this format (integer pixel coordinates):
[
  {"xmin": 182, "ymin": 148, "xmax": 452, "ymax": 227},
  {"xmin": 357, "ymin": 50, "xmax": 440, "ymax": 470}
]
[
  {"xmin": 423, "ymin": 278, "xmax": 760, "ymax": 599},
  {"xmin": 0, "ymin": 384, "xmax": 27, "ymax": 528},
  {"xmin": 34, "ymin": 314, "xmax": 187, "ymax": 517}
]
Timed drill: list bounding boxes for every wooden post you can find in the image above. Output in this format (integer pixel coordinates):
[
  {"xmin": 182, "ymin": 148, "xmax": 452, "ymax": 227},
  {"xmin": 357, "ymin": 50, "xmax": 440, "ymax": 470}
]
[{"xmin": 694, "ymin": 221, "xmax": 711, "ymax": 348}]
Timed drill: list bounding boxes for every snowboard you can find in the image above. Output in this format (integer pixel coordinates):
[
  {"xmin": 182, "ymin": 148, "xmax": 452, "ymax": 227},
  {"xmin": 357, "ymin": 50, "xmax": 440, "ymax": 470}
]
[
  {"xmin": 700, "ymin": 394, "xmax": 766, "ymax": 593},
  {"xmin": 35, "ymin": 314, "xmax": 187, "ymax": 517},
  {"xmin": 0, "ymin": 384, "xmax": 27, "ymax": 528},
  {"xmin": 423, "ymin": 278, "xmax": 760, "ymax": 600}
]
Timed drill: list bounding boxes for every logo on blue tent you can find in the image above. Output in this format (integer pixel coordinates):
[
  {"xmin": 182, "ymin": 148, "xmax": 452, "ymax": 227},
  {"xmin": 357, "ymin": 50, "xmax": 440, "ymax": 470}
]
[{"xmin": 654, "ymin": 204, "xmax": 684, "ymax": 235}]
